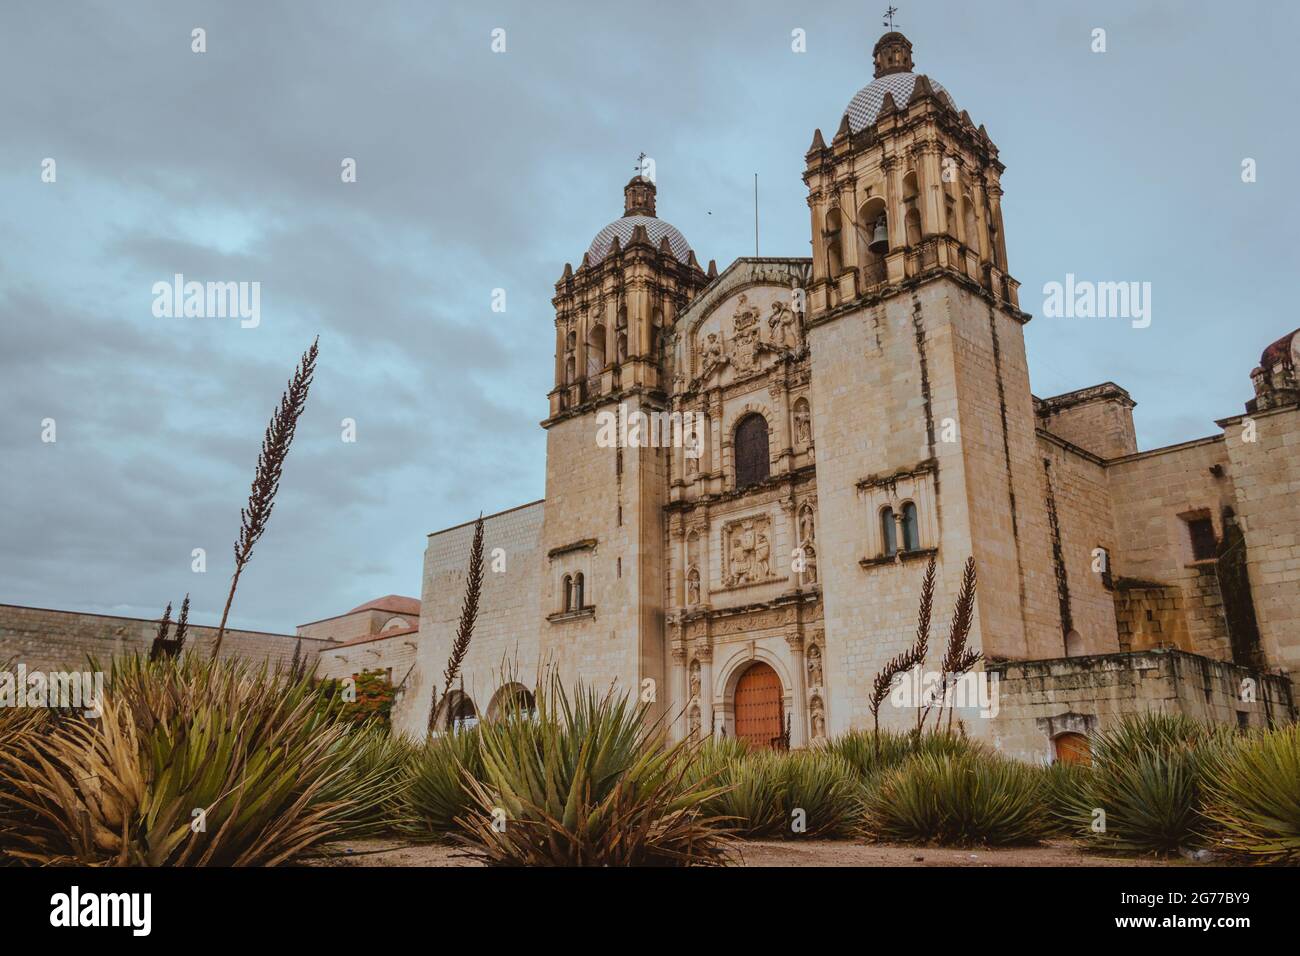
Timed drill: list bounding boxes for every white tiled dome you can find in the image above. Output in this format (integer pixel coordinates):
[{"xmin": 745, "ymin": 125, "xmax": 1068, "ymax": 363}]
[
  {"xmin": 843, "ymin": 72, "xmax": 955, "ymax": 133},
  {"xmin": 587, "ymin": 215, "xmax": 692, "ymax": 265}
]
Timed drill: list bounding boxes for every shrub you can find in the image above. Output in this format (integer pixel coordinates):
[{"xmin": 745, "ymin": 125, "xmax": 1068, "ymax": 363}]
[
  {"xmin": 455, "ymin": 679, "xmax": 733, "ymax": 866},
  {"xmin": 0, "ymin": 653, "xmax": 402, "ymax": 866},
  {"xmin": 397, "ymin": 726, "xmax": 485, "ymax": 839},
  {"xmin": 1056, "ymin": 713, "xmax": 1230, "ymax": 854},
  {"xmin": 690, "ymin": 743, "xmax": 860, "ymax": 839},
  {"xmin": 863, "ymin": 750, "xmax": 1051, "ymax": 846},
  {"xmin": 1037, "ymin": 760, "xmax": 1090, "ymax": 836},
  {"xmin": 1200, "ymin": 724, "xmax": 1300, "ymax": 863},
  {"xmin": 827, "ymin": 727, "xmax": 982, "ymax": 783}
]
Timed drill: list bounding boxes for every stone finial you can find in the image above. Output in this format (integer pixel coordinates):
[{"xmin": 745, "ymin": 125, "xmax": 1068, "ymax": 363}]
[
  {"xmin": 873, "ymin": 31, "xmax": 914, "ymax": 78},
  {"xmin": 808, "ymin": 128, "xmax": 826, "ymax": 152},
  {"xmin": 833, "ymin": 113, "xmax": 852, "ymax": 142},
  {"xmin": 878, "ymin": 91, "xmax": 899, "ymax": 117},
  {"xmin": 707, "ymin": 259, "xmax": 718, "ymax": 278},
  {"xmin": 624, "ymin": 175, "xmax": 657, "ymax": 216},
  {"xmin": 908, "ymin": 74, "xmax": 934, "ymax": 106}
]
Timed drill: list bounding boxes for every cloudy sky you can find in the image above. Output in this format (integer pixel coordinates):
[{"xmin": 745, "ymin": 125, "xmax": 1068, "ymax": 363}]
[{"xmin": 1, "ymin": 1, "xmax": 1296, "ymax": 634}]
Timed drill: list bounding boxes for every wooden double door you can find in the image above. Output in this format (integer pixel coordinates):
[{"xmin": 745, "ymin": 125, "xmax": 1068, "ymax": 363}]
[{"xmin": 733, "ymin": 662, "xmax": 784, "ymax": 748}]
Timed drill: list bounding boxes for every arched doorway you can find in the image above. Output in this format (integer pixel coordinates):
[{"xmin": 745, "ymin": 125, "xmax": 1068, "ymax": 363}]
[
  {"xmin": 1053, "ymin": 731, "xmax": 1091, "ymax": 766},
  {"xmin": 733, "ymin": 662, "xmax": 784, "ymax": 749}
]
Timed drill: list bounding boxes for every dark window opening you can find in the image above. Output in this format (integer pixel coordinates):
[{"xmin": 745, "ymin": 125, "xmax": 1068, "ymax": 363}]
[
  {"xmin": 734, "ymin": 414, "xmax": 770, "ymax": 488},
  {"xmin": 1187, "ymin": 517, "xmax": 1217, "ymax": 561}
]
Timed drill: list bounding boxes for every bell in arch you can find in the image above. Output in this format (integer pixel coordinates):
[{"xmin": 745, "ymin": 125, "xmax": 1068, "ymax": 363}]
[{"xmin": 868, "ymin": 216, "xmax": 889, "ymax": 255}]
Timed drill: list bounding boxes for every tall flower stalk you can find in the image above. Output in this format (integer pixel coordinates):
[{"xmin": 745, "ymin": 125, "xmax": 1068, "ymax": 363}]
[
  {"xmin": 432, "ymin": 513, "xmax": 484, "ymax": 732},
  {"xmin": 211, "ymin": 338, "xmax": 318, "ymax": 659}
]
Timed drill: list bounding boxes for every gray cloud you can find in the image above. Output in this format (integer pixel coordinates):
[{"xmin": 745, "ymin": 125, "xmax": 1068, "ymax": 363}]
[{"xmin": 1, "ymin": 0, "xmax": 1295, "ymax": 631}]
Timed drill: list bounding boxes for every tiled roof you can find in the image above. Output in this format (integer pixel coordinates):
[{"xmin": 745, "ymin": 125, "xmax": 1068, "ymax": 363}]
[{"xmin": 346, "ymin": 595, "xmax": 420, "ymax": 616}]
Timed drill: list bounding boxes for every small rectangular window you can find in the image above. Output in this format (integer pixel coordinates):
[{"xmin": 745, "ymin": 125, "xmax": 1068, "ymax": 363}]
[{"xmin": 1187, "ymin": 517, "xmax": 1217, "ymax": 561}]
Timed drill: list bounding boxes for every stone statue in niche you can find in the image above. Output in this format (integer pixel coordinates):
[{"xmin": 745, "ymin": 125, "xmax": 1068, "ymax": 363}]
[
  {"xmin": 688, "ymin": 705, "xmax": 701, "ymax": 738},
  {"xmin": 686, "ymin": 566, "xmax": 701, "ymax": 605},
  {"xmin": 803, "ymin": 543, "xmax": 818, "ymax": 584},
  {"xmin": 794, "ymin": 406, "xmax": 812, "ymax": 444},
  {"xmin": 807, "ymin": 644, "xmax": 823, "ymax": 689},
  {"xmin": 799, "ymin": 506, "xmax": 816, "ymax": 545},
  {"xmin": 689, "ymin": 659, "xmax": 701, "ymax": 698},
  {"xmin": 724, "ymin": 515, "xmax": 773, "ymax": 586},
  {"xmin": 810, "ymin": 695, "xmax": 826, "ymax": 740}
]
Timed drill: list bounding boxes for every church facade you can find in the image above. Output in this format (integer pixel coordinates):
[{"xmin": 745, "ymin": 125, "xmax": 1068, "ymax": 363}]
[{"xmin": 372, "ymin": 32, "xmax": 1298, "ymax": 761}]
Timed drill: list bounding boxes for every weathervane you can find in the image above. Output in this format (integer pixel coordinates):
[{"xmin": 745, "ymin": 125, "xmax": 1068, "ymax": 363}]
[
  {"xmin": 634, "ymin": 151, "xmax": 647, "ymax": 178},
  {"xmin": 882, "ymin": 5, "xmax": 899, "ymax": 29}
]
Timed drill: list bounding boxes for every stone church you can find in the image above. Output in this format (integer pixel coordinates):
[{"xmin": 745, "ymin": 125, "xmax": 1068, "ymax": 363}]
[{"xmin": 372, "ymin": 32, "xmax": 1297, "ymax": 761}]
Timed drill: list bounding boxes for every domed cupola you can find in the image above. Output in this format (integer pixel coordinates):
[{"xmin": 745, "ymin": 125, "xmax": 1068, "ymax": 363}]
[
  {"xmin": 586, "ymin": 176, "xmax": 694, "ymax": 265},
  {"xmin": 548, "ymin": 173, "xmax": 710, "ymax": 421},
  {"xmin": 842, "ymin": 31, "xmax": 956, "ymax": 134}
]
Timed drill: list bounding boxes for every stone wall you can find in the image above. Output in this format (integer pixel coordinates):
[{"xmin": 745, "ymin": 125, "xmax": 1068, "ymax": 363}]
[
  {"xmin": 988, "ymin": 649, "xmax": 1296, "ymax": 763},
  {"xmin": 393, "ymin": 501, "xmax": 545, "ymax": 739},
  {"xmin": 1034, "ymin": 383, "xmax": 1137, "ymax": 459},
  {"xmin": 1221, "ymin": 403, "xmax": 1300, "ymax": 688},
  {"xmin": 1105, "ymin": 436, "xmax": 1237, "ymax": 661},
  {"xmin": 0, "ymin": 603, "xmax": 325, "ymax": 672}
]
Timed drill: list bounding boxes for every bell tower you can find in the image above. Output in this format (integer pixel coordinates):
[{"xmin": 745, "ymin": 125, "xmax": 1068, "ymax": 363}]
[
  {"xmin": 801, "ymin": 32, "xmax": 1062, "ymax": 737},
  {"xmin": 803, "ymin": 30, "xmax": 1016, "ymax": 316},
  {"xmin": 539, "ymin": 172, "xmax": 709, "ymax": 713}
]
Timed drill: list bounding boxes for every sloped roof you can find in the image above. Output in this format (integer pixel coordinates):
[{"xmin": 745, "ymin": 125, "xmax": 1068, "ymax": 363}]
[{"xmin": 346, "ymin": 595, "xmax": 420, "ymax": 616}]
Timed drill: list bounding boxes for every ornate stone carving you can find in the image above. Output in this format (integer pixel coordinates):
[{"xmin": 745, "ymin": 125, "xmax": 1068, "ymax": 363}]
[
  {"xmin": 689, "ymin": 658, "xmax": 701, "ymax": 698},
  {"xmin": 767, "ymin": 299, "xmax": 802, "ymax": 350},
  {"xmin": 688, "ymin": 705, "xmax": 701, "ymax": 738},
  {"xmin": 686, "ymin": 565, "xmax": 701, "ymax": 605},
  {"xmin": 722, "ymin": 513, "xmax": 774, "ymax": 587}
]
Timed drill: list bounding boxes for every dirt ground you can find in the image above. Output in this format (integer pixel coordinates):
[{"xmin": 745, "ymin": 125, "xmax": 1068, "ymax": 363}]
[{"xmin": 304, "ymin": 837, "xmax": 1185, "ymax": 868}]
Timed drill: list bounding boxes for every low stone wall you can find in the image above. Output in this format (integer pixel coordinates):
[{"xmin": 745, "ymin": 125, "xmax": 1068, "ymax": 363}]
[
  {"xmin": 987, "ymin": 648, "xmax": 1296, "ymax": 763},
  {"xmin": 0, "ymin": 603, "xmax": 330, "ymax": 673}
]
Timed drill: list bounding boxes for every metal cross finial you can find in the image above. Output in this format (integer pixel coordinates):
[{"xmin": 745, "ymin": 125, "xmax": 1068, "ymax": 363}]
[
  {"xmin": 883, "ymin": 5, "xmax": 899, "ymax": 29},
  {"xmin": 634, "ymin": 151, "xmax": 647, "ymax": 177}
]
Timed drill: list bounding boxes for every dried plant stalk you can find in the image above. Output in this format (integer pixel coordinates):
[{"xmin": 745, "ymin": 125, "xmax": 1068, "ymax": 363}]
[
  {"xmin": 211, "ymin": 338, "xmax": 318, "ymax": 659},
  {"xmin": 432, "ymin": 513, "xmax": 484, "ymax": 732}
]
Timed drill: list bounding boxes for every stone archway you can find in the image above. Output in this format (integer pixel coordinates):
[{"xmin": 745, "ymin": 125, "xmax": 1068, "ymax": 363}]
[{"xmin": 733, "ymin": 661, "xmax": 784, "ymax": 749}]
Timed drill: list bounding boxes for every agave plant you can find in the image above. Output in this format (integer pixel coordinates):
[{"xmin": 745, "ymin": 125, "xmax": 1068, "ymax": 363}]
[
  {"xmin": 0, "ymin": 652, "xmax": 402, "ymax": 866},
  {"xmin": 1200, "ymin": 724, "xmax": 1300, "ymax": 863},
  {"xmin": 863, "ymin": 749, "xmax": 1050, "ymax": 846},
  {"xmin": 1056, "ymin": 712, "xmax": 1231, "ymax": 854},
  {"xmin": 827, "ymin": 727, "xmax": 982, "ymax": 784},
  {"xmin": 455, "ymin": 676, "xmax": 734, "ymax": 866},
  {"xmin": 397, "ymin": 725, "xmax": 486, "ymax": 839},
  {"xmin": 689, "ymin": 743, "xmax": 859, "ymax": 838}
]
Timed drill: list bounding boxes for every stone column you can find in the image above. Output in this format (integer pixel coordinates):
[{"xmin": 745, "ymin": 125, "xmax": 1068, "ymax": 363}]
[
  {"xmin": 783, "ymin": 496, "xmax": 801, "ymax": 587},
  {"xmin": 786, "ymin": 630, "xmax": 808, "ymax": 748},
  {"xmin": 771, "ymin": 380, "xmax": 791, "ymax": 472},
  {"xmin": 697, "ymin": 643, "xmax": 714, "ymax": 738},
  {"xmin": 553, "ymin": 320, "xmax": 565, "ymax": 386},
  {"xmin": 671, "ymin": 644, "xmax": 688, "ymax": 742}
]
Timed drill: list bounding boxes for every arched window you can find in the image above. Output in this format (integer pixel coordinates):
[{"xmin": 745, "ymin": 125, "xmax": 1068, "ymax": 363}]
[
  {"xmin": 564, "ymin": 356, "xmax": 575, "ymax": 385},
  {"xmin": 573, "ymin": 572, "xmax": 585, "ymax": 610},
  {"xmin": 962, "ymin": 196, "xmax": 979, "ymax": 254},
  {"xmin": 824, "ymin": 208, "xmax": 843, "ymax": 278},
  {"xmin": 562, "ymin": 574, "xmax": 573, "ymax": 612},
  {"xmin": 616, "ymin": 332, "xmax": 628, "ymax": 363},
  {"xmin": 586, "ymin": 324, "xmax": 606, "ymax": 378},
  {"xmin": 905, "ymin": 206, "xmax": 922, "ymax": 247},
  {"xmin": 901, "ymin": 502, "xmax": 920, "ymax": 551},
  {"xmin": 733, "ymin": 414, "xmax": 770, "ymax": 488},
  {"xmin": 881, "ymin": 507, "xmax": 898, "ymax": 556}
]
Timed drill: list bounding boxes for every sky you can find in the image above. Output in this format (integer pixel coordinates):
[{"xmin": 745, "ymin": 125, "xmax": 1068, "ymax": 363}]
[{"xmin": 1, "ymin": 1, "xmax": 1297, "ymax": 634}]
